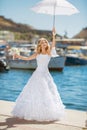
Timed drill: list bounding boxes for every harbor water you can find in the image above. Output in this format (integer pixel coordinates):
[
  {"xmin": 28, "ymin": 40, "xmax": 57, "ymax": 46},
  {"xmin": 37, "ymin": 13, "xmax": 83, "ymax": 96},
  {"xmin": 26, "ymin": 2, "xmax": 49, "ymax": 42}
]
[{"xmin": 0, "ymin": 66, "xmax": 87, "ymax": 111}]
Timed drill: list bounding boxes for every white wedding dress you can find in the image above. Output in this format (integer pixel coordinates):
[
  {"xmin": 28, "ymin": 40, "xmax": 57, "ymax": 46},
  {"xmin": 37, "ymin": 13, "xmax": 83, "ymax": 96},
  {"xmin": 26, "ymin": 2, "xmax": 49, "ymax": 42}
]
[{"xmin": 12, "ymin": 47, "xmax": 65, "ymax": 121}]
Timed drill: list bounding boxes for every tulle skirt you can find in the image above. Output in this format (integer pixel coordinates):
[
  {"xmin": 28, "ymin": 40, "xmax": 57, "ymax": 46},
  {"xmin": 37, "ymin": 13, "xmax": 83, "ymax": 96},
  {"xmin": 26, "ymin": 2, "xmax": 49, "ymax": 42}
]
[{"xmin": 12, "ymin": 69, "xmax": 65, "ymax": 121}]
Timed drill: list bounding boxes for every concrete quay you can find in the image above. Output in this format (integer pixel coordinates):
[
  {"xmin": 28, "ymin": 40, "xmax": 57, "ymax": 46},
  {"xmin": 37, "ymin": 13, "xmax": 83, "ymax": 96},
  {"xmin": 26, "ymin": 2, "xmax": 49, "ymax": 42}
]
[{"xmin": 0, "ymin": 100, "xmax": 87, "ymax": 130}]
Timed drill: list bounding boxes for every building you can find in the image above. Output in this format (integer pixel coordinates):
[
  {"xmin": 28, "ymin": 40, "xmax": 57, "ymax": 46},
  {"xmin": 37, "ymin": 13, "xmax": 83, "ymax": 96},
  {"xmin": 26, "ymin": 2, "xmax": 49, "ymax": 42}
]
[{"xmin": 0, "ymin": 30, "xmax": 14, "ymax": 42}]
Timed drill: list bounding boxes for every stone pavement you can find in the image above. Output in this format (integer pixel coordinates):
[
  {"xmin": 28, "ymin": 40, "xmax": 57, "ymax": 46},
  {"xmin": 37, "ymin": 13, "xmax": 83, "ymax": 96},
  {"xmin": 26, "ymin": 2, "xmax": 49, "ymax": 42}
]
[{"xmin": 0, "ymin": 100, "xmax": 87, "ymax": 130}]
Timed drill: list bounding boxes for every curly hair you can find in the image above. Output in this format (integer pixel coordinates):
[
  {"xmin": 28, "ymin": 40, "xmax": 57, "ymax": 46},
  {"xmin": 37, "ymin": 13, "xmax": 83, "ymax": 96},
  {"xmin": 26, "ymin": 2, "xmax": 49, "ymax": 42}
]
[{"xmin": 36, "ymin": 38, "xmax": 50, "ymax": 54}]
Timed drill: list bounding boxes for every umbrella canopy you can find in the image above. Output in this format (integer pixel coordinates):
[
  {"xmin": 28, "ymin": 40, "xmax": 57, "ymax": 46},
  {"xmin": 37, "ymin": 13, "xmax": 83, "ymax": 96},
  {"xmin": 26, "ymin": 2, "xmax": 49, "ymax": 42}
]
[{"xmin": 31, "ymin": 0, "xmax": 79, "ymax": 27}]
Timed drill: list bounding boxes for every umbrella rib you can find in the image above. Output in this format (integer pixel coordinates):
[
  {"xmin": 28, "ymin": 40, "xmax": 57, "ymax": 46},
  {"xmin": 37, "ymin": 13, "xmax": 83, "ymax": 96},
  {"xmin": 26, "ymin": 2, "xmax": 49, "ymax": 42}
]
[
  {"xmin": 40, "ymin": 5, "xmax": 77, "ymax": 10},
  {"xmin": 56, "ymin": 5, "xmax": 77, "ymax": 10},
  {"xmin": 53, "ymin": 0, "xmax": 56, "ymax": 27}
]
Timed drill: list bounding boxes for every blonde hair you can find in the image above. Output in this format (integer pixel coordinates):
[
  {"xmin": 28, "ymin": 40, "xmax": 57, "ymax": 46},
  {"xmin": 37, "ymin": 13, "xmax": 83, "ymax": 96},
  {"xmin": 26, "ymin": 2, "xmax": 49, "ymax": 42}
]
[{"xmin": 36, "ymin": 38, "xmax": 50, "ymax": 54}]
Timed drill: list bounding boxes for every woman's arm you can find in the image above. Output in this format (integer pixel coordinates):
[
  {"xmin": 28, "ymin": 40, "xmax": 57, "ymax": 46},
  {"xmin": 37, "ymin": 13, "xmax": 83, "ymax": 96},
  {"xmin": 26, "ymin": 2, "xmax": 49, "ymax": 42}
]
[
  {"xmin": 51, "ymin": 27, "xmax": 56, "ymax": 48},
  {"xmin": 50, "ymin": 28, "xmax": 58, "ymax": 57},
  {"xmin": 14, "ymin": 53, "xmax": 37, "ymax": 61}
]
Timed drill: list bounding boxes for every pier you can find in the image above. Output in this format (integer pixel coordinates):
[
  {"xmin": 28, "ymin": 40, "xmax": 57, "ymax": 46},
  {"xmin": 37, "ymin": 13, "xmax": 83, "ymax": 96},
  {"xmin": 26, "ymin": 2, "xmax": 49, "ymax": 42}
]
[{"xmin": 0, "ymin": 100, "xmax": 87, "ymax": 130}]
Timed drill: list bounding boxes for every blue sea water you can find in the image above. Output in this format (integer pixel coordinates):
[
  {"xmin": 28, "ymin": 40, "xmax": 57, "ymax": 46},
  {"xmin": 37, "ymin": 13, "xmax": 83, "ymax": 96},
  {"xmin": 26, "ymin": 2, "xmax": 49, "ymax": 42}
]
[{"xmin": 0, "ymin": 66, "xmax": 87, "ymax": 111}]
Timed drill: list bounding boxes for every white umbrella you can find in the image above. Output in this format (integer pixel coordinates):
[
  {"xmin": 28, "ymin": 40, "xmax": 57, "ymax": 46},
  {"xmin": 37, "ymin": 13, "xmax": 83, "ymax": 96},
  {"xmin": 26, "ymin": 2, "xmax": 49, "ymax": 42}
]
[{"xmin": 31, "ymin": 0, "xmax": 79, "ymax": 27}]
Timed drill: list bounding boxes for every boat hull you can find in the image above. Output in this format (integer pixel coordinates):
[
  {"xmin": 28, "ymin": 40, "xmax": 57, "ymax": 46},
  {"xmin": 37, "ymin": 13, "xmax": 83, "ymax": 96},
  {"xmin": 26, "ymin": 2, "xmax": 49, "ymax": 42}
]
[
  {"xmin": 9, "ymin": 56, "xmax": 66, "ymax": 71},
  {"xmin": 65, "ymin": 56, "xmax": 87, "ymax": 65},
  {"xmin": 0, "ymin": 60, "xmax": 9, "ymax": 72}
]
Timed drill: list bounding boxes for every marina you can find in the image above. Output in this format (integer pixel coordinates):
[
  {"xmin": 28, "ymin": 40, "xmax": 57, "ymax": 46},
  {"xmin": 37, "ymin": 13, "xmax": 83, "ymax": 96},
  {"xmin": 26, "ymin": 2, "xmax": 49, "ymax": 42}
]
[{"xmin": 0, "ymin": 37, "xmax": 87, "ymax": 72}]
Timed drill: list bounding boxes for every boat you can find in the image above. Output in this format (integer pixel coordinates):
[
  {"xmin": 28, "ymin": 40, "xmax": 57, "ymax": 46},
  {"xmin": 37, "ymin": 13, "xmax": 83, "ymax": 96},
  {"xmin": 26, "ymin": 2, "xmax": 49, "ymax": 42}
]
[
  {"xmin": 80, "ymin": 46, "xmax": 87, "ymax": 55},
  {"xmin": 7, "ymin": 45, "xmax": 66, "ymax": 71},
  {"xmin": 8, "ymin": 56, "xmax": 66, "ymax": 72},
  {"xmin": 0, "ymin": 59, "xmax": 9, "ymax": 72},
  {"xmin": 65, "ymin": 55, "xmax": 87, "ymax": 65},
  {"xmin": 0, "ymin": 44, "xmax": 9, "ymax": 72},
  {"xmin": 65, "ymin": 46, "xmax": 87, "ymax": 65}
]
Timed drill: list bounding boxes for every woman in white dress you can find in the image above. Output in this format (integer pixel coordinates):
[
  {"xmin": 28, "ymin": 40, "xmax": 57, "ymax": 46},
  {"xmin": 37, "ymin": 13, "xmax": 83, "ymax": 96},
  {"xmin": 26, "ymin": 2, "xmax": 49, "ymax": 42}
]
[{"xmin": 12, "ymin": 28, "xmax": 65, "ymax": 121}]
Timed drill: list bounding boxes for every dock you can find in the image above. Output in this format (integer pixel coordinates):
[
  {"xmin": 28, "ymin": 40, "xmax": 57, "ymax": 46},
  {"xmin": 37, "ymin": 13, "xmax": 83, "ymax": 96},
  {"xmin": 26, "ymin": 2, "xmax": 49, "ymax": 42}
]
[{"xmin": 0, "ymin": 100, "xmax": 87, "ymax": 130}]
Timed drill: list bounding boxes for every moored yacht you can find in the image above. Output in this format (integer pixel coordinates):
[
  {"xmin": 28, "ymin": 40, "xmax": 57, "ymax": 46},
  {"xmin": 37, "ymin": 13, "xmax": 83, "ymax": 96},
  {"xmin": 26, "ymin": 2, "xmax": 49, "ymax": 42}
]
[{"xmin": 8, "ymin": 45, "xmax": 66, "ymax": 72}]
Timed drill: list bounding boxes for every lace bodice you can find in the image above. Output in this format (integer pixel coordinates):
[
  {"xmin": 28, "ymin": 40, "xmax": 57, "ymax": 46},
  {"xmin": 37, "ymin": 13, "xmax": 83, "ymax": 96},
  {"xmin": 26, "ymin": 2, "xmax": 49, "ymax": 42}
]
[
  {"xmin": 36, "ymin": 47, "xmax": 58, "ymax": 72},
  {"xmin": 36, "ymin": 54, "xmax": 50, "ymax": 71}
]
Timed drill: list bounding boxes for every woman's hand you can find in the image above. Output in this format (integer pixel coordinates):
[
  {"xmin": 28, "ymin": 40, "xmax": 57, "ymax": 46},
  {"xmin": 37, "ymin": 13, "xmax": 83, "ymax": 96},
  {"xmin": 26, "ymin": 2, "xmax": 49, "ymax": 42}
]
[
  {"xmin": 13, "ymin": 53, "xmax": 19, "ymax": 60},
  {"xmin": 51, "ymin": 27, "xmax": 56, "ymax": 48},
  {"xmin": 52, "ymin": 27, "xmax": 56, "ymax": 36}
]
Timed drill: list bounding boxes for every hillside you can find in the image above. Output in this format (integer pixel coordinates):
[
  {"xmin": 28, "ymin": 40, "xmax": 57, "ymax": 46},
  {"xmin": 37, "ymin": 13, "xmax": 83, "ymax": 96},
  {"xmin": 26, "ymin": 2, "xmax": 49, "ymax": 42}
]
[
  {"xmin": 0, "ymin": 16, "xmax": 34, "ymax": 32},
  {"xmin": 0, "ymin": 16, "xmax": 61, "ymax": 41},
  {"xmin": 73, "ymin": 27, "xmax": 87, "ymax": 40}
]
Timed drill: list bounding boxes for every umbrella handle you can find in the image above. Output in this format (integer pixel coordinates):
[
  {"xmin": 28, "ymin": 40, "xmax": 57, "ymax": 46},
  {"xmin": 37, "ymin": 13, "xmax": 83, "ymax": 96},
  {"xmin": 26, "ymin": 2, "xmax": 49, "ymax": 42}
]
[
  {"xmin": 52, "ymin": 27, "xmax": 56, "ymax": 36},
  {"xmin": 53, "ymin": 0, "xmax": 56, "ymax": 28},
  {"xmin": 53, "ymin": 14, "xmax": 55, "ymax": 28}
]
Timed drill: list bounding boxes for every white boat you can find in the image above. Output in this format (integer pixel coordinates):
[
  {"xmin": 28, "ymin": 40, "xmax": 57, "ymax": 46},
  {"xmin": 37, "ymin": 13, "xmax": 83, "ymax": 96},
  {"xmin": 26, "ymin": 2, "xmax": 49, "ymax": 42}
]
[
  {"xmin": 7, "ymin": 44, "xmax": 66, "ymax": 71},
  {"xmin": 8, "ymin": 56, "xmax": 66, "ymax": 71},
  {"xmin": 80, "ymin": 46, "xmax": 87, "ymax": 56}
]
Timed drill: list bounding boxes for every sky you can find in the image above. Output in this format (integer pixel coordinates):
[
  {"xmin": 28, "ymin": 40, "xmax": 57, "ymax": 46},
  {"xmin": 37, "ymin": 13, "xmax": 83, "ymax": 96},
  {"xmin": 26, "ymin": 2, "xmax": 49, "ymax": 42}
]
[{"xmin": 0, "ymin": 0, "xmax": 87, "ymax": 38}]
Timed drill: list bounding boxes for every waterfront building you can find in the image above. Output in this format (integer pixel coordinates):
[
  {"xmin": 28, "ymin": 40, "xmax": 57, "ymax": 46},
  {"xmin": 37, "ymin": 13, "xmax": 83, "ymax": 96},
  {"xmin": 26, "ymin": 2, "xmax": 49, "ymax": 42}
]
[{"xmin": 0, "ymin": 30, "xmax": 14, "ymax": 42}]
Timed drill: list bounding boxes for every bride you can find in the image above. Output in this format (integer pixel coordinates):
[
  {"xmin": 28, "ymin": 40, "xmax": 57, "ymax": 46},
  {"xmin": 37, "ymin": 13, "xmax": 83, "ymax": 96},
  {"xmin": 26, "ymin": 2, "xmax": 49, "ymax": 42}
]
[{"xmin": 12, "ymin": 28, "xmax": 65, "ymax": 121}]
